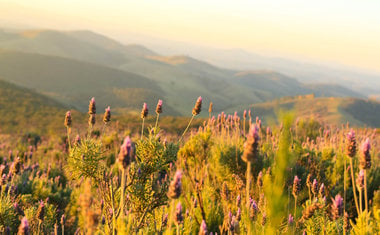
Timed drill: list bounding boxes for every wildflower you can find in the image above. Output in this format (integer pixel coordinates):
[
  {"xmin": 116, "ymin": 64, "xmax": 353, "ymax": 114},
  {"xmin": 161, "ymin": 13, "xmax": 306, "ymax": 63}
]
[
  {"xmin": 242, "ymin": 125, "xmax": 260, "ymax": 163},
  {"xmin": 208, "ymin": 102, "xmax": 213, "ymax": 113},
  {"xmin": 174, "ymin": 202, "xmax": 183, "ymax": 224},
  {"xmin": 356, "ymin": 170, "xmax": 364, "ymax": 191},
  {"xmin": 288, "ymin": 214, "xmax": 294, "ymax": 225},
  {"xmin": 345, "ymin": 129, "xmax": 356, "ymax": 158},
  {"xmin": 61, "ymin": 214, "xmax": 65, "ymax": 226},
  {"xmin": 331, "ymin": 194, "xmax": 343, "ymax": 220},
  {"xmin": 161, "ymin": 213, "xmax": 168, "ymax": 228},
  {"xmin": 312, "ymin": 179, "xmax": 318, "ymax": 196},
  {"xmin": 4, "ymin": 227, "xmax": 10, "ymax": 235},
  {"xmin": 292, "ymin": 175, "xmax": 301, "ymax": 198},
  {"xmin": 14, "ymin": 202, "xmax": 24, "ymax": 216},
  {"xmin": 221, "ymin": 181, "xmax": 229, "ymax": 201},
  {"xmin": 249, "ymin": 199, "xmax": 258, "ymax": 219},
  {"xmin": 118, "ymin": 136, "xmax": 132, "ymax": 169},
  {"xmin": 261, "ymin": 213, "xmax": 267, "ymax": 226},
  {"xmin": 229, "ymin": 215, "xmax": 240, "ymax": 232},
  {"xmin": 88, "ymin": 97, "xmax": 96, "ymax": 115},
  {"xmin": 103, "ymin": 106, "xmax": 111, "ymax": 124},
  {"xmin": 319, "ymin": 183, "xmax": 325, "ymax": 198},
  {"xmin": 236, "ymin": 195, "xmax": 241, "ymax": 207},
  {"xmin": 10, "ymin": 157, "xmax": 21, "ymax": 175},
  {"xmin": 74, "ymin": 135, "xmax": 81, "ymax": 145},
  {"xmin": 257, "ymin": 171, "xmax": 263, "ymax": 188},
  {"xmin": 266, "ymin": 127, "xmax": 272, "ymax": 137},
  {"xmin": 168, "ymin": 170, "xmax": 182, "ymax": 199},
  {"xmin": 199, "ymin": 220, "xmax": 207, "ymax": 235},
  {"xmin": 155, "ymin": 99, "xmax": 163, "ymax": 114},
  {"xmin": 302, "ymin": 203, "xmax": 322, "ymax": 220},
  {"xmin": 37, "ymin": 200, "xmax": 45, "ymax": 221},
  {"xmin": 18, "ymin": 217, "xmax": 30, "ymax": 235},
  {"xmin": 243, "ymin": 110, "xmax": 247, "ymax": 119},
  {"xmin": 236, "ymin": 208, "xmax": 241, "ymax": 221},
  {"xmin": 192, "ymin": 96, "xmax": 202, "ymax": 116},
  {"xmin": 64, "ymin": 111, "xmax": 72, "ymax": 127},
  {"xmin": 141, "ymin": 103, "xmax": 148, "ymax": 119},
  {"xmin": 88, "ymin": 114, "xmax": 96, "ymax": 126},
  {"xmin": 344, "ymin": 212, "xmax": 350, "ymax": 231},
  {"xmin": 306, "ymin": 174, "xmax": 312, "ymax": 189},
  {"xmin": 359, "ymin": 138, "xmax": 371, "ymax": 169}
]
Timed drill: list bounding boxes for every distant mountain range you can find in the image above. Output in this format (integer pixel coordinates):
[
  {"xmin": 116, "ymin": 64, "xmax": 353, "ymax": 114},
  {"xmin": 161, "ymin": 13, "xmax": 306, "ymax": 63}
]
[{"xmin": 0, "ymin": 28, "xmax": 378, "ymax": 127}]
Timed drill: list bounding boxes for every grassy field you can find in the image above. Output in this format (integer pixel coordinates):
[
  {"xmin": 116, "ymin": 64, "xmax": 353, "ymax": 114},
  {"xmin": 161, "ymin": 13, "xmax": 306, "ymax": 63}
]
[{"xmin": 0, "ymin": 95, "xmax": 378, "ymax": 234}]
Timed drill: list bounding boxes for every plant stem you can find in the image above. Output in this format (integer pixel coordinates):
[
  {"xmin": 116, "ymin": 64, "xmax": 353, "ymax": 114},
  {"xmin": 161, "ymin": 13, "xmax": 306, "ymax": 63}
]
[
  {"xmin": 120, "ymin": 168, "xmax": 126, "ymax": 217},
  {"xmin": 349, "ymin": 157, "xmax": 360, "ymax": 215},
  {"xmin": 243, "ymin": 118, "xmax": 246, "ymax": 136},
  {"xmin": 246, "ymin": 161, "xmax": 252, "ymax": 208},
  {"xmin": 294, "ymin": 196, "xmax": 297, "ymax": 219},
  {"xmin": 141, "ymin": 118, "xmax": 145, "ymax": 140},
  {"xmin": 344, "ymin": 158, "xmax": 347, "ymax": 235},
  {"xmin": 62, "ymin": 224, "xmax": 64, "ymax": 235},
  {"xmin": 66, "ymin": 127, "xmax": 71, "ymax": 150},
  {"xmin": 359, "ymin": 188, "xmax": 362, "ymax": 214},
  {"xmin": 179, "ymin": 115, "xmax": 195, "ymax": 143},
  {"xmin": 176, "ymin": 224, "xmax": 180, "ymax": 235},
  {"xmin": 364, "ymin": 170, "xmax": 368, "ymax": 213},
  {"xmin": 110, "ymin": 182, "xmax": 116, "ymax": 235},
  {"xmin": 154, "ymin": 113, "xmax": 160, "ymax": 134}
]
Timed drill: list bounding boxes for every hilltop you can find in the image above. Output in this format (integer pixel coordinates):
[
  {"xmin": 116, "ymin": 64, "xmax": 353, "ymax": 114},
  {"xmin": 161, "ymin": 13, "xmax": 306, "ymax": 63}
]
[{"xmin": 0, "ymin": 29, "xmax": 365, "ymax": 116}]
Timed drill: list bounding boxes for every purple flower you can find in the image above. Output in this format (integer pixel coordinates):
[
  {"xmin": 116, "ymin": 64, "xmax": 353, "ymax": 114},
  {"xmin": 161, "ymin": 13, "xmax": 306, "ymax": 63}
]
[
  {"xmin": 141, "ymin": 103, "xmax": 148, "ymax": 119},
  {"xmin": 199, "ymin": 220, "xmax": 208, "ymax": 235},
  {"xmin": 18, "ymin": 217, "xmax": 29, "ymax": 235},
  {"xmin": 288, "ymin": 214, "xmax": 294, "ymax": 225},
  {"xmin": 118, "ymin": 136, "xmax": 132, "ymax": 169},
  {"xmin": 156, "ymin": 99, "xmax": 163, "ymax": 114},
  {"xmin": 168, "ymin": 170, "xmax": 182, "ymax": 199}
]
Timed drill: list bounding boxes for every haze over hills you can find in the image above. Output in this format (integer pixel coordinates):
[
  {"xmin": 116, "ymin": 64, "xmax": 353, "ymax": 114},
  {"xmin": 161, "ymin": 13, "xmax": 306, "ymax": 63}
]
[
  {"xmin": 230, "ymin": 95, "xmax": 380, "ymax": 127},
  {"xmin": 0, "ymin": 28, "xmax": 375, "ymax": 119},
  {"xmin": 121, "ymin": 35, "xmax": 380, "ymax": 99}
]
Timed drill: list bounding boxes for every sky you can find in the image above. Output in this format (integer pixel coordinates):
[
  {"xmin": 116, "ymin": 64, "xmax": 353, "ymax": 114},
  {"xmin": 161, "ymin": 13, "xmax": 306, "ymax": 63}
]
[{"xmin": 1, "ymin": 0, "xmax": 380, "ymax": 72}]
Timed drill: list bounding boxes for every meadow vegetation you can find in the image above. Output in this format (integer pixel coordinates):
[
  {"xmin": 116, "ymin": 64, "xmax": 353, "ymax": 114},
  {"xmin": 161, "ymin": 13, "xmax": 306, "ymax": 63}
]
[{"xmin": 0, "ymin": 96, "xmax": 378, "ymax": 234}]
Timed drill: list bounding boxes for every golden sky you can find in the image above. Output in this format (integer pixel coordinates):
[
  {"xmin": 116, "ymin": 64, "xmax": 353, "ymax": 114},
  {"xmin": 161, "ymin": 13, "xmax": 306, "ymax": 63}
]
[{"xmin": 1, "ymin": 0, "xmax": 380, "ymax": 72}]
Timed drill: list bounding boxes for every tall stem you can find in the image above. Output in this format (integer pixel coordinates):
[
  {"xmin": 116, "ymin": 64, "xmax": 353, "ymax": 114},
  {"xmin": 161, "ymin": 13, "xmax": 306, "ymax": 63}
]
[
  {"xmin": 364, "ymin": 170, "xmax": 368, "ymax": 212},
  {"xmin": 179, "ymin": 115, "xmax": 195, "ymax": 143},
  {"xmin": 110, "ymin": 182, "xmax": 116, "ymax": 235},
  {"xmin": 294, "ymin": 196, "xmax": 297, "ymax": 219},
  {"xmin": 359, "ymin": 189, "xmax": 362, "ymax": 214},
  {"xmin": 246, "ymin": 161, "xmax": 252, "ymax": 208},
  {"xmin": 120, "ymin": 168, "xmax": 126, "ymax": 217},
  {"xmin": 343, "ymin": 158, "xmax": 347, "ymax": 235},
  {"xmin": 349, "ymin": 158, "xmax": 360, "ymax": 215},
  {"xmin": 243, "ymin": 118, "xmax": 246, "ymax": 136},
  {"xmin": 66, "ymin": 127, "xmax": 71, "ymax": 150},
  {"xmin": 154, "ymin": 114, "xmax": 160, "ymax": 134},
  {"xmin": 141, "ymin": 118, "xmax": 145, "ymax": 140}
]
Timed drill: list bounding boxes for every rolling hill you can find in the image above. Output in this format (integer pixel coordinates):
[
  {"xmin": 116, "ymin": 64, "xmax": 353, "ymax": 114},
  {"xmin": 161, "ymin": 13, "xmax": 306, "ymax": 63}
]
[
  {"xmin": 0, "ymin": 28, "xmax": 369, "ymax": 116},
  {"xmin": 0, "ymin": 50, "xmax": 180, "ymax": 115},
  {"xmin": 233, "ymin": 95, "xmax": 380, "ymax": 127},
  {"xmin": 0, "ymin": 79, "xmax": 71, "ymax": 134}
]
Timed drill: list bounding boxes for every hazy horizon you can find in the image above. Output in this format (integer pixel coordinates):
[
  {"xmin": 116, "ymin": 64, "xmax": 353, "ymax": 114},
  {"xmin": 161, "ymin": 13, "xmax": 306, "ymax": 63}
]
[{"xmin": 1, "ymin": 0, "xmax": 380, "ymax": 74}]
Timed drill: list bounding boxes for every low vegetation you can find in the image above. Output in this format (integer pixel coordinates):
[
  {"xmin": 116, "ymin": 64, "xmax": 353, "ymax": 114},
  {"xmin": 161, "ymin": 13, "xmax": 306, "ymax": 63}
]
[{"xmin": 0, "ymin": 96, "xmax": 378, "ymax": 234}]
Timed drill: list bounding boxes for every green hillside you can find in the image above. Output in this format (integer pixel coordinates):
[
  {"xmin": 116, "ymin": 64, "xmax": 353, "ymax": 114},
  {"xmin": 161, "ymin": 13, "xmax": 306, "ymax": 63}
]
[
  {"xmin": 231, "ymin": 95, "xmax": 380, "ymax": 127},
  {"xmin": 0, "ymin": 28, "xmax": 366, "ymax": 116},
  {"xmin": 0, "ymin": 79, "xmax": 71, "ymax": 134},
  {"xmin": 0, "ymin": 50, "xmax": 179, "ymax": 115}
]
